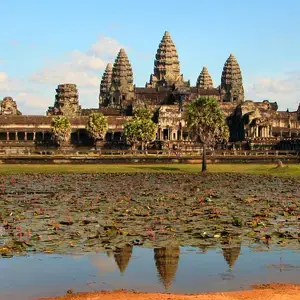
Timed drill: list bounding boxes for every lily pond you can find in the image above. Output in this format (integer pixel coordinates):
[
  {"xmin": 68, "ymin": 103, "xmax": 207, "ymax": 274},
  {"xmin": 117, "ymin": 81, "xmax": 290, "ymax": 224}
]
[{"xmin": 0, "ymin": 173, "xmax": 299, "ymax": 299}]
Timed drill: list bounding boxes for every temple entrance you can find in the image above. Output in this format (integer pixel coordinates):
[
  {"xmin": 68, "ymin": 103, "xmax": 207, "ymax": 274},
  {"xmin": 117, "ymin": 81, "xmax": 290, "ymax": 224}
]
[{"xmin": 163, "ymin": 129, "xmax": 169, "ymax": 140}]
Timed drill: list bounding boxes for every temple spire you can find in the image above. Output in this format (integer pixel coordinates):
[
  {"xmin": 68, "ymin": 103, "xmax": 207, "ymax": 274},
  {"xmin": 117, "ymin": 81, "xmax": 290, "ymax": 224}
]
[
  {"xmin": 99, "ymin": 63, "xmax": 113, "ymax": 107},
  {"xmin": 109, "ymin": 48, "xmax": 134, "ymax": 106},
  {"xmin": 221, "ymin": 53, "xmax": 244, "ymax": 102},
  {"xmin": 196, "ymin": 66, "xmax": 214, "ymax": 89},
  {"xmin": 111, "ymin": 49, "xmax": 134, "ymax": 91},
  {"xmin": 147, "ymin": 31, "xmax": 183, "ymax": 88}
]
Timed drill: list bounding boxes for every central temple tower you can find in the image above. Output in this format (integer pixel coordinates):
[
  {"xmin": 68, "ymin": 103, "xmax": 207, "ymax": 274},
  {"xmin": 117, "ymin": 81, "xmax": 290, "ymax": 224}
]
[{"xmin": 146, "ymin": 31, "xmax": 184, "ymax": 88}]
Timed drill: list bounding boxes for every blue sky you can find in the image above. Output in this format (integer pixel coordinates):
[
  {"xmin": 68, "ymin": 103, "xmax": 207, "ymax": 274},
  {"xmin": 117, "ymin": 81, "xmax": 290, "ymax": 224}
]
[{"xmin": 0, "ymin": 0, "xmax": 299, "ymax": 114}]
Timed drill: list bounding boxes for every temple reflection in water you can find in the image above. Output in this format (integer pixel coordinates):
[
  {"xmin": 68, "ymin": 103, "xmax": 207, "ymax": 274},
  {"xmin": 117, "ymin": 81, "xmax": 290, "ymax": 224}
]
[{"xmin": 104, "ymin": 245, "xmax": 242, "ymax": 289}]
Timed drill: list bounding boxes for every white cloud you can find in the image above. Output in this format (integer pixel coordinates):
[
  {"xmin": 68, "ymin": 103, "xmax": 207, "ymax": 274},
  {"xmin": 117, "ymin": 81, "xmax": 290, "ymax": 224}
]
[
  {"xmin": 89, "ymin": 36, "xmax": 124, "ymax": 58},
  {"xmin": 70, "ymin": 50, "xmax": 107, "ymax": 70},
  {"xmin": 0, "ymin": 72, "xmax": 8, "ymax": 82},
  {"xmin": 31, "ymin": 67, "xmax": 100, "ymax": 88},
  {"xmin": 246, "ymin": 72, "xmax": 300, "ymax": 111},
  {"xmin": 0, "ymin": 72, "xmax": 51, "ymax": 115},
  {"xmin": 30, "ymin": 35, "xmax": 125, "ymax": 91}
]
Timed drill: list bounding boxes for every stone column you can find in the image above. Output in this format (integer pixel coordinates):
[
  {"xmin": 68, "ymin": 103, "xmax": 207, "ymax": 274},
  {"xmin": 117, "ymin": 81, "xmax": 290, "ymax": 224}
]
[
  {"xmin": 15, "ymin": 132, "xmax": 18, "ymax": 141},
  {"xmin": 6, "ymin": 132, "xmax": 9, "ymax": 141},
  {"xmin": 42, "ymin": 131, "xmax": 45, "ymax": 141},
  {"xmin": 77, "ymin": 131, "xmax": 80, "ymax": 143},
  {"xmin": 33, "ymin": 132, "xmax": 36, "ymax": 141},
  {"xmin": 24, "ymin": 132, "xmax": 27, "ymax": 141}
]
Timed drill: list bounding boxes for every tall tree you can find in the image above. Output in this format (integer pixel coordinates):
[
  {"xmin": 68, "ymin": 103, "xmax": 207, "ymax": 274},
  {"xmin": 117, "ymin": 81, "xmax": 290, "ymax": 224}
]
[
  {"xmin": 124, "ymin": 107, "xmax": 156, "ymax": 151},
  {"xmin": 85, "ymin": 113, "xmax": 108, "ymax": 150},
  {"xmin": 186, "ymin": 97, "xmax": 229, "ymax": 172},
  {"xmin": 51, "ymin": 116, "xmax": 71, "ymax": 146}
]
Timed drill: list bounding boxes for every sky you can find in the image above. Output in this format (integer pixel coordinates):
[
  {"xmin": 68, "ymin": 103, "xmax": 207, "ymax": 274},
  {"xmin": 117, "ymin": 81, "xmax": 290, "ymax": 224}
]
[{"xmin": 0, "ymin": 0, "xmax": 299, "ymax": 115}]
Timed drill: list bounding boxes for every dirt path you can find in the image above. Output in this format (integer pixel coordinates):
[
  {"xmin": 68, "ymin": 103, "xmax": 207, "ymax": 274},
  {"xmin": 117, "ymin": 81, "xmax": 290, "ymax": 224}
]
[{"xmin": 40, "ymin": 284, "xmax": 300, "ymax": 300}]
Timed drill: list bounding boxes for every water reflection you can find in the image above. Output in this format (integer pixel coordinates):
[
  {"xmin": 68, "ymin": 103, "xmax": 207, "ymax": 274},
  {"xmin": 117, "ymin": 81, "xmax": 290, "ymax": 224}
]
[
  {"xmin": 1, "ymin": 245, "xmax": 300, "ymax": 300},
  {"xmin": 114, "ymin": 245, "xmax": 133, "ymax": 274},
  {"xmin": 221, "ymin": 242, "xmax": 242, "ymax": 269},
  {"xmin": 154, "ymin": 246, "xmax": 180, "ymax": 289}
]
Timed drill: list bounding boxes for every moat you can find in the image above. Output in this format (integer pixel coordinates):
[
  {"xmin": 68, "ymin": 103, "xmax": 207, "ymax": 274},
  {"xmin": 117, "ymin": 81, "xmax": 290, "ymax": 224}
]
[
  {"xmin": 1, "ymin": 246, "xmax": 300, "ymax": 300},
  {"xmin": 0, "ymin": 172, "xmax": 299, "ymax": 299}
]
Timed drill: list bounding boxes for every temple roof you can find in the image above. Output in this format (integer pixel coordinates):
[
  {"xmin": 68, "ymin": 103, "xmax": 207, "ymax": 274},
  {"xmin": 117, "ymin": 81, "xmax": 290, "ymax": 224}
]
[
  {"xmin": 0, "ymin": 115, "xmax": 129, "ymax": 127},
  {"xmin": 148, "ymin": 31, "xmax": 181, "ymax": 86},
  {"xmin": 221, "ymin": 53, "xmax": 243, "ymax": 86},
  {"xmin": 196, "ymin": 67, "xmax": 214, "ymax": 89},
  {"xmin": 111, "ymin": 48, "xmax": 134, "ymax": 90},
  {"xmin": 100, "ymin": 63, "xmax": 113, "ymax": 93}
]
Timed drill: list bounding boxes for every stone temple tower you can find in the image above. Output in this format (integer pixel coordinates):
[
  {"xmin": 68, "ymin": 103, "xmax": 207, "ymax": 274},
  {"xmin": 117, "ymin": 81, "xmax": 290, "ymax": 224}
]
[
  {"xmin": 47, "ymin": 84, "xmax": 81, "ymax": 117},
  {"xmin": 109, "ymin": 48, "xmax": 134, "ymax": 107},
  {"xmin": 221, "ymin": 54, "xmax": 244, "ymax": 102},
  {"xmin": 99, "ymin": 63, "xmax": 113, "ymax": 107},
  {"xmin": 147, "ymin": 31, "xmax": 184, "ymax": 88},
  {"xmin": 196, "ymin": 66, "xmax": 214, "ymax": 89}
]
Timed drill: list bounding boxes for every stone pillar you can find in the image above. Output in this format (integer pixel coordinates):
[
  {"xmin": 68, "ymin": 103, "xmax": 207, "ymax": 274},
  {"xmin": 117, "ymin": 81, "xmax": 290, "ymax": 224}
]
[
  {"xmin": 33, "ymin": 132, "xmax": 36, "ymax": 141},
  {"xmin": 42, "ymin": 131, "xmax": 45, "ymax": 141},
  {"xmin": 6, "ymin": 132, "xmax": 9, "ymax": 141},
  {"xmin": 24, "ymin": 132, "xmax": 27, "ymax": 141},
  {"xmin": 280, "ymin": 130, "xmax": 283, "ymax": 138},
  {"xmin": 15, "ymin": 132, "xmax": 18, "ymax": 141}
]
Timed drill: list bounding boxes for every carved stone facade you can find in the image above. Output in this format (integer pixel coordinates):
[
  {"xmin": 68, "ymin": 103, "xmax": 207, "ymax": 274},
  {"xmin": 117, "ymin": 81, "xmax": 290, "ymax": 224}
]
[
  {"xmin": 196, "ymin": 67, "xmax": 214, "ymax": 89},
  {"xmin": 109, "ymin": 48, "xmax": 135, "ymax": 108},
  {"xmin": 146, "ymin": 31, "xmax": 184, "ymax": 88},
  {"xmin": 99, "ymin": 63, "xmax": 113, "ymax": 107},
  {"xmin": 0, "ymin": 31, "xmax": 299, "ymax": 151},
  {"xmin": 221, "ymin": 54, "xmax": 244, "ymax": 103},
  {"xmin": 47, "ymin": 84, "xmax": 82, "ymax": 118},
  {"xmin": 0, "ymin": 97, "xmax": 22, "ymax": 115}
]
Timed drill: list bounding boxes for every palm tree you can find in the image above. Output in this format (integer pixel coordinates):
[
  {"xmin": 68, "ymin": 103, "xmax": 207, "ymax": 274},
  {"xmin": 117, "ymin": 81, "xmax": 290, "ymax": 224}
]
[{"xmin": 186, "ymin": 97, "xmax": 229, "ymax": 172}]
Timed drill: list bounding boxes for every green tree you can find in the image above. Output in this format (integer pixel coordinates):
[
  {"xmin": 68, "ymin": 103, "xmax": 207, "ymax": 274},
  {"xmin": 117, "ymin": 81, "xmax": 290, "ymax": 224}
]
[
  {"xmin": 186, "ymin": 97, "xmax": 229, "ymax": 172},
  {"xmin": 51, "ymin": 116, "xmax": 71, "ymax": 145},
  {"xmin": 124, "ymin": 107, "xmax": 156, "ymax": 151},
  {"xmin": 133, "ymin": 106, "xmax": 153, "ymax": 120},
  {"xmin": 85, "ymin": 113, "xmax": 108, "ymax": 150}
]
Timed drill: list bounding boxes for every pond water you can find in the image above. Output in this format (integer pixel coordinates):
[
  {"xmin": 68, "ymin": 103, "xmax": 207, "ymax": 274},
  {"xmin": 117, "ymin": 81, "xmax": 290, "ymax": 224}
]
[{"xmin": 1, "ymin": 246, "xmax": 300, "ymax": 300}]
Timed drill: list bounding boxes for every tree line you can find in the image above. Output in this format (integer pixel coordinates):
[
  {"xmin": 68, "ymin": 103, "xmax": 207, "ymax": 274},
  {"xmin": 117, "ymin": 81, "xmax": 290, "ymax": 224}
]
[{"xmin": 51, "ymin": 97, "xmax": 229, "ymax": 171}]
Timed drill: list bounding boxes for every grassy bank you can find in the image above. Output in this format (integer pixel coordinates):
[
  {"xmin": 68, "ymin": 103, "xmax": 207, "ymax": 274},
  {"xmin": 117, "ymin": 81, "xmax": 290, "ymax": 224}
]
[{"xmin": 0, "ymin": 163, "xmax": 299, "ymax": 176}]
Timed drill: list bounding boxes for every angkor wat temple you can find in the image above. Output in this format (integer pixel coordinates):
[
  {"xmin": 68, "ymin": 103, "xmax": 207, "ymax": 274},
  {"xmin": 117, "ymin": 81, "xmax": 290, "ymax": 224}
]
[{"xmin": 0, "ymin": 31, "xmax": 299, "ymax": 153}]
